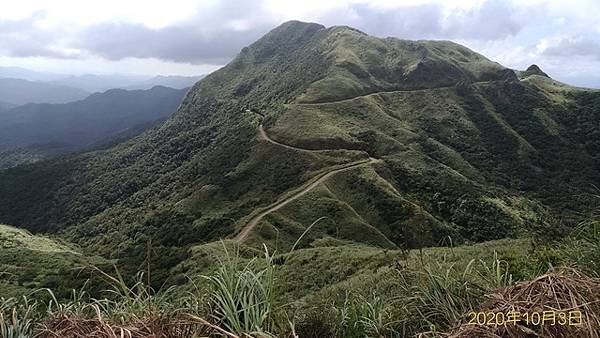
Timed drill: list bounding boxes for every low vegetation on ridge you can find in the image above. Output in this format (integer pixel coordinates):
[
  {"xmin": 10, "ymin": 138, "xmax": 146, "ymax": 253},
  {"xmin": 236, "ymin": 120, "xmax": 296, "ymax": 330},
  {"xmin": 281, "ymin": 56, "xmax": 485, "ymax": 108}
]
[{"xmin": 2, "ymin": 226, "xmax": 600, "ymax": 337}]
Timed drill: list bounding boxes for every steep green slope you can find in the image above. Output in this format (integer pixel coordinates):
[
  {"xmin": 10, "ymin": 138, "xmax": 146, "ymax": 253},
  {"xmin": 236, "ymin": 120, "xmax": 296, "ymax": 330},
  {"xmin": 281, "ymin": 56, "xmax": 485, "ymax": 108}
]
[
  {"xmin": 0, "ymin": 224, "xmax": 106, "ymax": 298},
  {"xmin": 0, "ymin": 21, "xmax": 599, "ymax": 288},
  {"xmin": 264, "ymin": 75, "xmax": 600, "ymax": 244},
  {"xmin": 0, "ymin": 145, "xmax": 55, "ymax": 169}
]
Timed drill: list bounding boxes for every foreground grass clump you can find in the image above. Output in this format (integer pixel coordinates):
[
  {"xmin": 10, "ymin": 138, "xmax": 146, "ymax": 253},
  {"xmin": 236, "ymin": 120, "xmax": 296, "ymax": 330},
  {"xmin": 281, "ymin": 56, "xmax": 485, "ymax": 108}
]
[
  {"xmin": 562, "ymin": 218, "xmax": 600, "ymax": 274},
  {"xmin": 200, "ymin": 244, "xmax": 279, "ymax": 337},
  {"xmin": 1, "ymin": 297, "xmax": 35, "ymax": 338},
  {"xmin": 0, "ymin": 243, "xmax": 283, "ymax": 338},
  {"xmin": 2, "ymin": 236, "xmax": 600, "ymax": 338},
  {"xmin": 1, "ymin": 272, "xmax": 210, "ymax": 338},
  {"xmin": 37, "ymin": 271, "xmax": 207, "ymax": 338},
  {"xmin": 448, "ymin": 269, "xmax": 600, "ymax": 338}
]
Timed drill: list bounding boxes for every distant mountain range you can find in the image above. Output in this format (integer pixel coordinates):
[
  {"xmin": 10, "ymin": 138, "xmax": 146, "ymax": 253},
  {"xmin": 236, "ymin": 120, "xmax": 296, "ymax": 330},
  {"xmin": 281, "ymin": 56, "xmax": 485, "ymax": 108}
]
[
  {"xmin": 124, "ymin": 75, "xmax": 205, "ymax": 90},
  {"xmin": 0, "ymin": 67, "xmax": 67, "ymax": 82},
  {"xmin": 0, "ymin": 66, "xmax": 203, "ymax": 96},
  {"xmin": 0, "ymin": 86, "xmax": 187, "ymax": 168},
  {"xmin": 48, "ymin": 74, "xmax": 204, "ymax": 92},
  {"xmin": 0, "ymin": 78, "xmax": 90, "ymax": 105},
  {"xmin": 48, "ymin": 74, "xmax": 148, "ymax": 92},
  {"xmin": 0, "ymin": 102, "xmax": 16, "ymax": 112},
  {"xmin": 0, "ymin": 67, "xmax": 201, "ymax": 167}
]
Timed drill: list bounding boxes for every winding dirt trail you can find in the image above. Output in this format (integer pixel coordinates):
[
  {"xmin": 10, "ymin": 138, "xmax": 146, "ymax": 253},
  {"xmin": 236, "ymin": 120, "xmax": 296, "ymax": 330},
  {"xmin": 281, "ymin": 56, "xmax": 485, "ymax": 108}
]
[
  {"xmin": 235, "ymin": 121, "xmax": 379, "ymax": 242},
  {"xmin": 296, "ymin": 86, "xmax": 455, "ymax": 106},
  {"xmin": 235, "ymin": 157, "xmax": 378, "ymax": 241},
  {"xmin": 292, "ymin": 80, "xmax": 494, "ymax": 106},
  {"xmin": 258, "ymin": 124, "xmax": 318, "ymax": 153},
  {"xmin": 235, "ymin": 80, "xmax": 502, "ymax": 242}
]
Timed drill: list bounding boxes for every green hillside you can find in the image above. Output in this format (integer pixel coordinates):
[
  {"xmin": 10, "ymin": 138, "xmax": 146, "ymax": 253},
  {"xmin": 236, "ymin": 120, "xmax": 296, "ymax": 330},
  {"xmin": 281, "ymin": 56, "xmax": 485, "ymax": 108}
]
[
  {"xmin": 1, "ymin": 21, "xmax": 600, "ymax": 337},
  {"xmin": 0, "ymin": 224, "xmax": 107, "ymax": 298},
  {"xmin": 0, "ymin": 20, "xmax": 599, "ymax": 288}
]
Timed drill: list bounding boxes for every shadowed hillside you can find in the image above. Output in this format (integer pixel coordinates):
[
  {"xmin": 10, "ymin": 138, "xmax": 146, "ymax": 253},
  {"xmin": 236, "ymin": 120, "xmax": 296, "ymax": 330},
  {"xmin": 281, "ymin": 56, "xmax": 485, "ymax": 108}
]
[{"xmin": 0, "ymin": 86, "xmax": 187, "ymax": 168}]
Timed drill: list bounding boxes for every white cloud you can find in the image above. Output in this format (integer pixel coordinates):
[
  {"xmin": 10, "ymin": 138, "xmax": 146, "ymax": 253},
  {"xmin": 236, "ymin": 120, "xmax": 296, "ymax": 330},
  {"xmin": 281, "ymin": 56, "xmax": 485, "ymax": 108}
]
[
  {"xmin": 0, "ymin": 0, "xmax": 599, "ymax": 87},
  {"xmin": 0, "ymin": 0, "xmax": 202, "ymax": 28}
]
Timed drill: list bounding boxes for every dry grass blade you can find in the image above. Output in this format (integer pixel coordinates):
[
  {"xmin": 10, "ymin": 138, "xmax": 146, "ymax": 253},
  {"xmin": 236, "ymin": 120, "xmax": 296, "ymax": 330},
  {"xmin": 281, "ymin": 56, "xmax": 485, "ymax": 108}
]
[
  {"xmin": 449, "ymin": 268, "xmax": 600, "ymax": 338},
  {"xmin": 37, "ymin": 315, "xmax": 196, "ymax": 338},
  {"xmin": 184, "ymin": 313, "xmax": 240, "ymax": 338}
]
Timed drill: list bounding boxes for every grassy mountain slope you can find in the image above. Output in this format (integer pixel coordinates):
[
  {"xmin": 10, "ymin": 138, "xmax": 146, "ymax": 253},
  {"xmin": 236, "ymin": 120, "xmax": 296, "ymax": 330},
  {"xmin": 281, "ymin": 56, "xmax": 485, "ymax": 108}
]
[
  {"xmin": 0, "ymin": 224, "xmax": 106, "ymax": 298},
  {"xmin": 0, "ymin": 21, "xmax": 599, "ymax": 289}
]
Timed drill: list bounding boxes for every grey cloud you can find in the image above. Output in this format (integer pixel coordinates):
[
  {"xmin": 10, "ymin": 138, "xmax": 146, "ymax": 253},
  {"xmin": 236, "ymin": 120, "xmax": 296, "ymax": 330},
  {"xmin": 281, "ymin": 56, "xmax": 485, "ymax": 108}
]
[
  {"xmin": 0, "ymin": 0, "xmax": 590, "ymax": 67},
  {"xmin": 76, "ymin": 22, "xmax": 270, "ymax": 64},
  {"xmin": 318, "ymin": 0, "xmax": 522, "ymax": 41},
  {"xmin": 0, "ymin": 1, "xmax": 278, "ymax": 64},
  {"xmin": 0, "ymin": 12, "xmax": 78, "ymax": 59},
  {"xmin": 541, "ymin": 37, "xmax": 600, "ymax": 60},
  {"xmin": 442, "ymin": 0, "xmax": 522, "ymax": 40},
  {"xmin": 75, "ymin": 0, "xmax": 277, "ymax": 64},
  {"xmin": 328, "ymin": 3, "xmax": 445, "ymax": 40}
]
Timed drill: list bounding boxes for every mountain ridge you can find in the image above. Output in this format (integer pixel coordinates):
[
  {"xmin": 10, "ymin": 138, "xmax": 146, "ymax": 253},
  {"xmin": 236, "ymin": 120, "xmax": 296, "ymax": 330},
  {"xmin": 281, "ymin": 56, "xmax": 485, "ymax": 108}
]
[
  {"xmin": 0, "ymin": 21, "xmax": 599, "ymax": 287},
  {"xmin": 0, "ymin": 66, "xmax": 204, "ymax": 93}
]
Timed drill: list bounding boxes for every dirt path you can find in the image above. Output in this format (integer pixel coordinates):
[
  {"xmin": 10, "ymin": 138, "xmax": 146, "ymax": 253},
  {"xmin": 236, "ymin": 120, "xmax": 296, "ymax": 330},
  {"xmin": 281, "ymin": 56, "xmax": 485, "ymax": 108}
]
[
  {"xmin": 258, "ymin": 124, "xmax": 319, "ymax": 153},
  {"xmin": 235, "ymin": 113, "xmax": 380, "ymax": 242},
  {"xmin": 235, "ymin": 156, "xmax": 379, "ymax": 242},
  {"xmin": 292, "ymin": 80, "xmax": 492, "ymax": 106},
  {"xmin": 235, "ymin": 80, "xmax": 500, "ymax": 241}
]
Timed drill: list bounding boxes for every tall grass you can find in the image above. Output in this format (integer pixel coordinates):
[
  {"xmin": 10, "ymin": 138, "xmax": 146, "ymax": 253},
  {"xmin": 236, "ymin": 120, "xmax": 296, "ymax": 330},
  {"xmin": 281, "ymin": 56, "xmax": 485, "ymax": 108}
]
[
  {"xmin": 0, "ymin": 251, "xmax": 517, "ymax": 338},
  {"xmin": 201, "ymin": 243, "xmax": 277, "ymax": 337},
  {"xmin": 476, "ymin": 251, "xmax": 513, "ymax": 288},
  {"xmin": 398, "ymin": 264, "xmax": 483, "ymax": 333},
  {"xmin": 1, "ymin": 242, "xmax": 284, "ymax": 338},
  {"xmin": 0, "ymin": 297, "xmax": 35, "ymax": 338},
  {"xmin": 0, "ymin": 267, "xmax": 211, "ymax": 338},
  {"xmin": 564, "ymin": 219, "xmax": 600, "ymax": 274},
  {"xmin": 338, "ymin": 293, "xmax": 398, "ymax": 338},
  {"xmin": 3, "ymin": 229, "xmax": 597, "ymax": 338},
  {"xmin": 393, "ymin": 251, "xmax": 516, "ymax": 335}
]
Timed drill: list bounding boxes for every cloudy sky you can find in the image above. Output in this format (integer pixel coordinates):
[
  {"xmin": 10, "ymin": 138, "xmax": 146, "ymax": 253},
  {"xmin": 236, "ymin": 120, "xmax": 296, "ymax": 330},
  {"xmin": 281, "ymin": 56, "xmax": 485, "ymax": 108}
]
[{"xmin": 1, "ymin": 0, "xmax": 599, "ymax": 87}]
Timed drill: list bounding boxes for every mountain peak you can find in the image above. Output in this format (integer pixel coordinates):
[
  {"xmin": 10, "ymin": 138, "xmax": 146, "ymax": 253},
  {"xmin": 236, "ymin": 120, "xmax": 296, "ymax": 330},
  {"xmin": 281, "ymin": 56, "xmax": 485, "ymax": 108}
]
[
  {"xmin": 255, "ymin": 20, "xmax": 325, "ymax": 47},
  {"xmin": 213, "ymin": 21, "xmax": 514, "ymax": 106},
  {"xmin": 524, "ymin": 64, "xmax": 549, "ymax": 77},
  {"xmin": 235, "ymin": 20, "xmax": 324, "ymax": 63},
  {"xmin": 276, "ymin": 20, "xmax": 325, "ymax": 31},
  {"xmin": 326, "ymin": 25, "xmax": 368, "ymax": 36}
]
